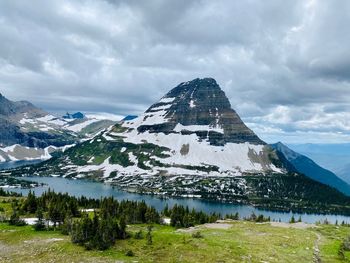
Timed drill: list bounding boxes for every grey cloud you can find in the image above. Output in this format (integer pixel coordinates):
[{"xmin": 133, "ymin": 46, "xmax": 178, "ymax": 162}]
[{"xmin": 0, "ymin": 0, "xmax": 350, "ymax": 143}]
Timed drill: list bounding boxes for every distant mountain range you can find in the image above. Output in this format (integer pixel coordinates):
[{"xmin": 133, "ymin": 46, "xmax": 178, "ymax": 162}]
[
  {"xmin": 63, "ymin": 112, "xmax": 85, "ymax": 119},
  {"xmin": 8, "ymin": 78, "xmax": 350, "ymax": 214},
  {"xmin": 0, "ymin": 93, "xmax": 115, "ymax": 162},
  {"xmin": 271, "ymin": 142, "xmax": 350, "ymax": 196},
  {"xmin": 288, "ymin": 143, "xmax": 350, "ymax": 184}
]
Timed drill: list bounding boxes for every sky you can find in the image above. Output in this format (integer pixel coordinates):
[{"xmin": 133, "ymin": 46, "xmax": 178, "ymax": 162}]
[{"xmin": 0, "ymin": 0, "xmax": 350, "ymax": 144}]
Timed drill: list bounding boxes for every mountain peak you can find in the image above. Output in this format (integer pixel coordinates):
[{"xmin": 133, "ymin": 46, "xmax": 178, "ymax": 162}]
[
  {"xmin": 0, "ymin": 93, "xmax": 46, "ymax": 118},
  {"xmin": 270, "ymin": 142, "xmax": 300, "ymax": 161},
  {"xmin": 63, "ymin": 112, "xmax": 85, "ymax": 119},
  {"xmin": 125, "ymin": 78, "xmax": 264, "ymax": 145},
  {"xmin": 0, "ymin": 92, "xmax": 7, "ymax": 101},
  {"xmin": 180, "ymin": 77, "xmax": 218, "ymax": 87},
  {"xmin": 166, "ymin": 78, "xmax": 220, "ymax": 98}
]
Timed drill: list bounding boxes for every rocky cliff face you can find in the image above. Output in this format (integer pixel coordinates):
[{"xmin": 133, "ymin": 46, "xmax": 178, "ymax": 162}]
[{"xmin": 134, "ymin": 78, "xmax": 264, "ymax": 145}]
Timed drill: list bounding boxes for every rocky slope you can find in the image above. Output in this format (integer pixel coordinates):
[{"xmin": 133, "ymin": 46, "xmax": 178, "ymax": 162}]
[
  {"xmin": 0, "ymin": 93, "xmax": 115, "ymax": 162},
  {"xmin": 8, "ymin": 78, "xmax": 350, "ymax": 213},
  {"xmin": 270, "ymin": 142, "xmax": 350, "ymax": 196},
  {"xmin": 288, "ymin": 143, "xmax": 350, "ymax": 184},
  {"xmin": 136, "ymin": 78, "xmax": 264, "ymax": 145}
]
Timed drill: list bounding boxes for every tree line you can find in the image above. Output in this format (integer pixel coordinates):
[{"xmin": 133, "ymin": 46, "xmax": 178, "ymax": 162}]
[
  {"xmin": 5, "ymin": 190, "xmax": 218, "ymax": 250},
  {"xmin": 4, "ymin": 189, "xmax": 342, "ymax": 251},
  {"xmin": 0, "ymin": 188, "xmax": 22, "ymax": 197}
]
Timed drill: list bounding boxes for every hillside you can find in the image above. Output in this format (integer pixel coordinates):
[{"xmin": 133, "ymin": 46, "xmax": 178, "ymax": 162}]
[
  {"xmin": 288, "ymin": 143, "xmax": 350, "ymax": 184},
  {"xmin": 271, "ymin": 142, "xmax": 350, "ymax": 196},
  {"xmin": 0, "ymin": 93, "xmax": 115, "ymax": 162}
]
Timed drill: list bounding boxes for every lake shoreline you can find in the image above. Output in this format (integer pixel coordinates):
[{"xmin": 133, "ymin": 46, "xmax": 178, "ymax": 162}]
[{"xmin": 7, "ymin": 175, "xmax": 350, "ymax": 224}]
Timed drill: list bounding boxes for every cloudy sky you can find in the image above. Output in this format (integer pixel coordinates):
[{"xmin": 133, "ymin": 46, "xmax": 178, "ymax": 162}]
[{"xmin": 0, "ymin": 0, "xmax": 350, "ymax": 143}]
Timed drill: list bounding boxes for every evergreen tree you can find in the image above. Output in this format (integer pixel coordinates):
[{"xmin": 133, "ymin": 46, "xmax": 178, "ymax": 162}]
[
  {"xmin": 119, "ymin": 216, "xmax": 127, "ymax": 239},
  {"xmin": 48, "ymin": 202, "xmax": 61, "ymax": 228},
  {"xmin": 9, "ymin": 204, "xmax": 26, "ymax": 226},
  {"xmin": 249, "ymin": 212, "xmax": 257, "ymax": 221},
  {"xmin": 290, "ymin": 215, "xmax": 296, "ymax": 224},
  {"xmin": 163, "ymin": 203, "xmax": 170, "ymax": 217},
  {"xmin": 61, "ymin": 210, "xmax": 73, "ymax": 235},
  {"xmin": 34, "ymin": 207, "xmax": 46, "ymax": 231},
  {"xmin": 146, "ymin": 225, "xmax": 153, "ymax": 245},
  {"xmin": 145, "ymin": 207, "xmax": 160, "ymax": 224},
  {"xmin": 23, "ymin": 190, "xmax": 37, "ymax": 213}
]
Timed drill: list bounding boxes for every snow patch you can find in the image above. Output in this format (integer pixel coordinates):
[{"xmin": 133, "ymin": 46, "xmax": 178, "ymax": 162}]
[
  {"xmin": 128, "ymin": 152, "xmax": 138, "ymax": 164},
  {"xmin": 189, "ymin": 100, "xmax": 196, "ymax": 108},
  {"xmin": 76, "ymin": 156, "xmax": 151, "ymax": 179},
  {"xmin": 124, "ymin": 109, "xmax": 169, "ymax": 127},
  {"xmin": 61, "ymin": 144, "xmax": 75, "ymax": 152},
  {"xmin": 159, "ymin": 97, "xmax": 175, "ymax": 103},
  {"xmin": 65, "ymin": 119, "xmax": 100, "ymax": 132},
  {"xmin": 162, "ymin": 218, "xmax": 171, "ymax": 225},
  {"xmin": 117, "ymin": 129, "xmax": 282, "ymax": 174},
  {"xmin": 174, "ymin": 123, "xmax": 224, "ymax": 134},
  {"xmin": 36, "ymin": 115, "xmax": 57, "ymax": 123}
]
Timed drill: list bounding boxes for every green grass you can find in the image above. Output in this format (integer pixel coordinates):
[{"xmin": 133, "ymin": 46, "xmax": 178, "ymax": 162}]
[
  {"xmin": 0, "ymin": 197, "xmax": 25, "ymax": 215},
  {"xmin": 1, "ymin": 197, "xmax": 350, "ymax": 262},
  {"xmin": 315, "ymin": 225, "xmax": 350, "ymax": 262},
  {"xmin": 1, "ymin": 221, "xmax": 350, "ymax": 262}
]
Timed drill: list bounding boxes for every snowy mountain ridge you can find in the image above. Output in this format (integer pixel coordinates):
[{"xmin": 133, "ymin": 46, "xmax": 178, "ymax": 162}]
[
  {"xmin": 19, "ymin": 113, "xmax": 103, "ymax": 133},
  {"xmin": 0, "ymin": 93, "xmax": 116, "ymax": 162}
]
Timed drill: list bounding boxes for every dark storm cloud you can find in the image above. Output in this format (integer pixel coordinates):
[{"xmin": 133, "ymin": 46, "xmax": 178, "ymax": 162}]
[{"xmin": 0, "ymin": 0, "xmax": 350, "ymax": 143}]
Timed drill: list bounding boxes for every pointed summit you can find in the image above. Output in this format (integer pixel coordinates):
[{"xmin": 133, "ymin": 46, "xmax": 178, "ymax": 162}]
[
  {"xmin": 125, "ymin": 78, "xmax": 264, "ymax": 145},
  {"xmin": 166, "ymin": 78, "xmax": 221, "ymax": 97}
]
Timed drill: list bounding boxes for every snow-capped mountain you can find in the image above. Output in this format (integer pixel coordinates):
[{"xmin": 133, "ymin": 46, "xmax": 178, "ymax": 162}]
[
  {"xmin": 7, "ymin": 78, "xmax": 350, "ymax": 214},
  {"xmin": 33, "ymin": 78, "xmax": 284, "ymax": 178},
  {"xmin": 7, "ymin": 78, "xmax": 350, "ymax": 213},
  {"xmin": 0, "ymin": 93, "xmax": 115, "ymax": 162},
  {"xmin": 113, "ymin": 77, "xmax": 281, "ymax": 176},
  {"xmin": 19, "ymin": 113, "xmax": 112, "ymax": 134}
]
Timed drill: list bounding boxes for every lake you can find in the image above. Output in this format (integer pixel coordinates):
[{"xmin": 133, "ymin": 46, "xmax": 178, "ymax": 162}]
[{"xmin": 11, "ymin": 175, "xmax": 350, "ymax": 224}]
